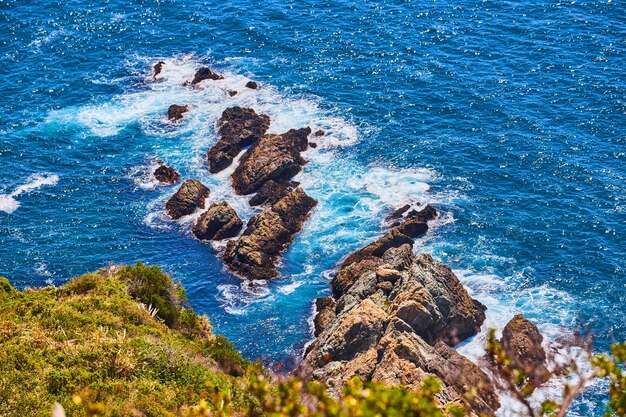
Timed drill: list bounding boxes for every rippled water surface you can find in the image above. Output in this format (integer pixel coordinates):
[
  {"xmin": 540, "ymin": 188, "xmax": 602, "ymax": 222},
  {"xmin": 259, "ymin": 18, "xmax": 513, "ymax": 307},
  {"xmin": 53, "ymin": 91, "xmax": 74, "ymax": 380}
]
[{"xmin": 0, "ymin": 0, "xmax": 624, "ymax": 414}]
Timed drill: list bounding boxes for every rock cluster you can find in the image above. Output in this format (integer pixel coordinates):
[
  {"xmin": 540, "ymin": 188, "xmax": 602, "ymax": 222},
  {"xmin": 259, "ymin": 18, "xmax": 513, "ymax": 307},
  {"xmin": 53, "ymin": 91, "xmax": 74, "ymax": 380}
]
[
  {"xmin": 298, "ymin": 233, "xmax": 498, "ymax": 415},
  {"xmin": 207, "ymin": 107, "xmax": 270, "ymax": 173},
  {"xmin": 165, "ymin": 179, "xmax": 210, "ymax": 219},
  {"xmin": 154, "ymin": 165, "xmax": 180, "ymax": 184},
  {"xmin": 192, "ymin": 202, "xmax": 243, "ymax": 241},
  {"xmin": 223, "ymin": 187, "xmax": 316, "ymax": 280}
]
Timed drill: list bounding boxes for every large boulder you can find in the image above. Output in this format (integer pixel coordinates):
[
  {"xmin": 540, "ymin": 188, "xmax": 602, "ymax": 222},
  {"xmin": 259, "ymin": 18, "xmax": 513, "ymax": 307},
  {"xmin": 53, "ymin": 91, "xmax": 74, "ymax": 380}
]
[
  {"xmin": 231, "ymin": 127, "xmax": 310, "ymax": 195},
  {"xmin": 165, "ymin": 179, "xmax": 210, "ymax": 219},
  {"xmin": 190, "ymin": 67, "xmax": 223, "ymax": 85},
  {"xmin": 223, "ymin": 187, "xmax": 316, "ymax": 280},
  {"xmin": 154, "ymin": 165, "xmax": 180, "ymax": 184},
  {"xmin": 207, "ymin": 107, "xmax": 271, "ymax": 173},
  {"xmin": 192, "ymin": 202, "xmax": 243, "ymax": 241},
  {"xmin": 167, "ymin": 105, "xmax": 188, "ymax": 121},
  {"xmin": 500, "ymin": 314, "xmax": 551, "ymax": 387}
]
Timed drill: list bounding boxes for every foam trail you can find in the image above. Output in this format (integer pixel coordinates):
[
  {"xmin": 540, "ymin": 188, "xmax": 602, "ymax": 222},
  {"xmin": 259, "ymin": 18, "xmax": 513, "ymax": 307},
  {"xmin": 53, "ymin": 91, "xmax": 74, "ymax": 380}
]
[{"xmin": 0, "ymin": 173, "xmax": 59, "ymax": 213}]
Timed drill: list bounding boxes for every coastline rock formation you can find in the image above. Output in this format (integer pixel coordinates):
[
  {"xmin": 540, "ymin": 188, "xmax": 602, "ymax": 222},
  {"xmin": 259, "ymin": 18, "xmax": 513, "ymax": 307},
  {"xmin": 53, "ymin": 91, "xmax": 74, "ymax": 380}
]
[
  {"xmin": 165, "ymin": 179, "xmax": 210, "ymax": 219},
  {"xmin": 248, "ymin": 179, "xmax": 299, "ymax": 207},
  {"xmin": 223, "ymin": 187, "xmax": 316, "ymax": 280},
  {"xmin": 190, "ymin": 67, "xmax": 223, "ymax": 85},
  {"xmin": 297, "ymin": 210, "xmax": 498, "ymax": 415},
  {"xmin": 167, "ymin": 104, "xmax": 188, "ymax": 121},
  {"xmin": 207, "ymin": 107, "xmax": 271, "ymax": 173},
  {"xmin": 231, "ymin": 127, "xmax": 311, "ymax": 195},
  {"xmin": 500, "ymin": 314, "xmax": 551, "ymax": 387},
  {"xmin": 154, "ymin": 164, "xmax": 180, "ymax": 184},
  {"xmin": 192, "ymin": 202, "xmax": 243, "ymax": 241}
]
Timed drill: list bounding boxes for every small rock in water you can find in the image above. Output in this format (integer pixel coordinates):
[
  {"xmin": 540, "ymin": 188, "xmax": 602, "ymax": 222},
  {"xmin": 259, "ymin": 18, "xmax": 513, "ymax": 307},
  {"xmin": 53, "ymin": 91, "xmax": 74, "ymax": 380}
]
[
  {"xmin": 154, "ymin": 165, "xmax": 180, "ymax": 184},
  {"xmin": 193, "ymin": 202, "xmax": 243, "ymax": 241},
  {"xmin": 153, "ymin": 61, "xmax": 165, "ymax": 78},
  {"xmin": 190, "ymin": 67, "xmax": 224, "ymax": 85},
  {"xmin": 309, "ymin": 142, "xmax": 318, "ymax": 148},
  {"xmin": 227, "ymin": 90, "xmax": 238, "ymax": 97},
  {"xmin": 386, "ymin": 204, "xmax": 411, "ymax": 222},
  {"xmin": 165, "ymin": 179, "xmax": 210, "ymax": 219},
  {"xmin": 314, "ymin": 129, "xmax": 325, "ymax": 137},
  {"xmin": 245, "ymin": 81, "xmax": 258, "ymax": 89},
  {"xmin": 167, "ymin": 104, "xmax": 188, "ymax": 121}
]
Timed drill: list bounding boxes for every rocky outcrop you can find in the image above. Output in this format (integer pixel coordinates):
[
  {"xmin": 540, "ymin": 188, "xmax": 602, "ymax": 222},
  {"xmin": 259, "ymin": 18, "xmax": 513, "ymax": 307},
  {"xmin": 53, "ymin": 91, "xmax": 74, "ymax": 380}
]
[
  {"xmin": 165, "ymin": 179, "xmax": 210, "ymax": 219},
  {"xmin": 248, "ymin": 180, "xmax": 299, "ymax": 207},
  {"xmin": 190, "ymin": 67, "xmax": 223, "ymax": 85},
  {"xmin": 231, "ymin": 127, "xmax": 310, "ymax": 195},
  {"xmin": 153, "ymin": 61, "xmax": 165, "ymax": 78},
  {"xmin": 298, "ymin": 223, "xmax": 496, "ymax": 415},
  {"xmin": 207, "ymin": 107, "xmax": 271, "ymax": 173},
  {"xmin": 154, "ymin": 165, "xmax": 180, "ymax": 184},
  {"xmin": 167, "ymin": 105, "xmax": 188, "ymax": 121},
  {"xmin": 192, "ymin": 202, "xmax": 243, "ymax": 241},
  {"xmin": 245, "ymin": 81, "xmax": 258, "ymax": 89},
  {"xmin": 223, "ymin": 187, "xmax": 316, "ymax": 280},
  {"xmin": 500, "ymin": 314, "xmax": 551, "ymax": 387}
]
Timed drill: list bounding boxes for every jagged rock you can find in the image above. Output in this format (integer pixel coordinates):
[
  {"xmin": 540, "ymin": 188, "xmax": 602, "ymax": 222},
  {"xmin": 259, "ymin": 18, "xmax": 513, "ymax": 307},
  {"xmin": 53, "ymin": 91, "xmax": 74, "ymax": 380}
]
[
  {"xmin": 231, "ymin": 127, "xmax": 310, "ymax": 195},
  {"xmin": 501, "ymin": 314, "xmax": 551, "ymax": 387},
  {"xmin": 298, "ymin": 237, "xmax": 496, "ymax": 416},
  {"xmin": 249, "ymin": 180, "xmax": 299, "ymax": 207},
  {"xmin": 189, "ymin": 67, "xmax": 223, "ymax": 86},
  {"xmin": 207, "ymin": 107, "xmax": 270, "ymax": 173},
  {"xmin": 192, "ymin": 202, "xmax": 243, "ymax": 241},
  {"xmin": 313, "ymin": 297, "xmax": 336, "ymax": 337},
  {"xmin": 223, "ymin": 187, "xmax": 316, "ymax": 280},
  {"xmin": 167, "ymin": 104, "xmax": 188, "ymax": 121},
  {"xmin": 394, "ymin": 204, "xmax": 437, "ymax": 237},
  {"xmin": 154, "ymin": 165, "xmax": 180, "ymax": 184},
  {"xmin": 386, "ymin": 204, "xmax": 411, "ymax": 222},
  {"xmin": 314, "ymin": 129, "xmax": 325, "ymax": 137},
  {"xmin": 165, "ymin": 179, "xmax": 210, "ymax": 219},
  {"xmin": 227, "ymin": 90, "xmax": 238, "ymax": 97},
  {"xmin": 245, "ymin": 81, "xmax": 258, "ymax": 89},
  {"xmin": 153, "ymin": 61, "xmax": 165, "ymax": 78}
]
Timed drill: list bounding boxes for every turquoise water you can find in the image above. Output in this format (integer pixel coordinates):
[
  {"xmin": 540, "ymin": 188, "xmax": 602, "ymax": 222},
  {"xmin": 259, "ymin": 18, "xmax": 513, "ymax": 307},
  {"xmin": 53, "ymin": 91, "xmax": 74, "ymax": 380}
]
[{"xmin": 0, "ymin": 0, "xmax": 624, "ymax": 414}]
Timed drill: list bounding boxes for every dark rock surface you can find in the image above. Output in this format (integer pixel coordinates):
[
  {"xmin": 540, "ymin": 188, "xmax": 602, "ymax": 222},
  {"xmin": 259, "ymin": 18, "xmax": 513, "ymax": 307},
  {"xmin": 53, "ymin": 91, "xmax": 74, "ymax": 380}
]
[
  {"xmin": 167, "ymin": 104, "xmax": 188, "ymax": 121},
  {"xmin": 165, "ymin": 179, "xmax": 210, "ymax": 219},
  {"xmin": 153, "ymin": 61, "xmax": 165, "ymax": 78},
  {"xmin": 231, "ymin": 127, "xmax": 311, "ymax": 195},
  {"xmin": 501, "ymin": 314, "xmax": 551, "ymax": 387},
  {"xmin": 207, "ymin": 107, "xmax": 270, "ymax": 173},
  {"xmin": 154, "ymin": 165, "xmax": 180, "ymax": 184},
  {"xmin": 223, "ymin": 187, "xmax": 317, "ymax": 280},
  {"xmin": 192, "ymin": 202, "xmax": 243, "ymax": 241},
  {"xmin": 245, "ymin": 81, "xmax": 258, "ymax": 89},
  {"xmin": 190, "ymin": 67, "xmax": 223, "ymax": 85},
  {"xmin": 248, "ymin": 180, "xmax": 299, "ymax": 207}
]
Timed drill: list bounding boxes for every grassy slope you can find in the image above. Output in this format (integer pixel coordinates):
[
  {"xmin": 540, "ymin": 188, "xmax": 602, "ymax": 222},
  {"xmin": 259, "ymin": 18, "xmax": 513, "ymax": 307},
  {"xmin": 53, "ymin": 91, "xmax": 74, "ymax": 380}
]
[{"xmin": 0, "ymin": 264, "xmax": 252, "ymax": 417}]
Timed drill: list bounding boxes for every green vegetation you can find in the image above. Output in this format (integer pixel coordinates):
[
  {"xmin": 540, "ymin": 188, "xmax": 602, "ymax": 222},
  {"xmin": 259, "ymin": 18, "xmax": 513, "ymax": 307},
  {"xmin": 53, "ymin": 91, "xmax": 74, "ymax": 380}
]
[{"xmin": 0, "ymin": 265, "xmax": 624, "ymax": 417}]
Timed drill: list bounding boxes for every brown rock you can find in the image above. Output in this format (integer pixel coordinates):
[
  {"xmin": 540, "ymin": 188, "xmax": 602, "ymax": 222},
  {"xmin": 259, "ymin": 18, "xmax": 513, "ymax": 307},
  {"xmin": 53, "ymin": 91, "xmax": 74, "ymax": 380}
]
[
  {"xmin": 314, "ymin": 129, "xmax": 325, "ymax": 137},
  {"xmin": 341, "ymin": 229, "xmax": 414, "ymax": 271},
  {"xmin": 249, "ymin": 180, "xmax": 299, "ymax": 207},
  {"xmin": 207, "ymin": 107, "xmax": 271, "ymax": 173},
  {"xmin": 153, "ymin": 165, "xmax": 180, "ymax": 184},
  {"xmin": 192, "ymin": 202, "xmax": 243, "ymax": 241},
  {"xmin": 167, "ymin": 104, "xmax": 188, "ymax": 121},
  {"xmin": 313, "ymin": 297, "xmax": 336, "ymax": 337},
  {"xmin": 394, "ymin": 204, "xmax": 437, "ymax": 237},
  {"xmin": 501, "ymin": 314, "xmax": 551, "ymax": 387},
  {"xmin": 165, "ymin": 179, "xmax": 210, "ymax": 219},
  {"xmin": 386, "ymin": 204, "xmax": 411, "ymax": 222},
  {"xmin": 227, "ymin": 90, "xmax": 238, "ymax": 97},
  {"xmin": 245, "ymin": 81, "xmax": 258, "ymax": 89},
  {"xmin": 223, "ymin": 187, "xmax": 316, "ymax": 279},
  {"xmin": 190, "ymin": 67, "xmax": 223, "ymax": 85},
  {"xmin": 231, "ymin": 127, "xmax": 310, "ymax": 195},
  {"xmin": 153, "ymin": 61, "xmax": 165, "ymax": 78}
]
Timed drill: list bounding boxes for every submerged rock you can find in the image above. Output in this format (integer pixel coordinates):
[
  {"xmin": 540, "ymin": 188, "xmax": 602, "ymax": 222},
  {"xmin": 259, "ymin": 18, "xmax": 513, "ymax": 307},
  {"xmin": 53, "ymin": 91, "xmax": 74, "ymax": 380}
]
[
  {"xmin": 248, "ymin": 180, "xmax": 299, "ymax": 207},
  {"xmin": 231, "ymin": 127, "xmax": 311, "ymax": 195},
  {"xmin": 153, "ymin": 165, "xmax": 180, "ymax": 184},
  {"xmin": 501, "ymin": 314, "xmax": 551, "ymax": 387},
  {"xmin": 165, "ymin": 179, "xmax": 210, "ymax": 219},
  {"xmin": 167, "ymin": 104, "xmax": 188, "ymax": 121},
  {"xmin": 223, "ymin": 187, "xmax": 317, "ymax": 280},
  {"xmin": 207, "ymin": 107, "xmax": 271, "ymax": 173},
  {"xmin": 190, "ymin": 67, "xmax": 223, "ymax": 85},
  {"xmin": 245, "ymin": 81, "xmax": 258, "ymax": 89},
  {"xmin": 192, "ymin": 202, "xmax": 243, "ymax": 241}
]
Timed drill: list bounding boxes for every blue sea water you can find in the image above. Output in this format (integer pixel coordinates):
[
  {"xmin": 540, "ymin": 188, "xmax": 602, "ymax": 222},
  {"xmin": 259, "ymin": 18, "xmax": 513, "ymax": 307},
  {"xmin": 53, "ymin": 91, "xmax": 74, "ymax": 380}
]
[{"xmin": 0, "ymin": 0, "xmax": 624, "ymax": 414}]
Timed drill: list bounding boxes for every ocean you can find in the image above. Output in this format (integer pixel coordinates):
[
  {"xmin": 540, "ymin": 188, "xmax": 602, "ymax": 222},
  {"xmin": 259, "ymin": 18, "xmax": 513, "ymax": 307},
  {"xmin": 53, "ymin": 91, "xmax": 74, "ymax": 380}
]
[{"xmin": 0, "ymin": 0, "xmax": 624, "ymax": 414}]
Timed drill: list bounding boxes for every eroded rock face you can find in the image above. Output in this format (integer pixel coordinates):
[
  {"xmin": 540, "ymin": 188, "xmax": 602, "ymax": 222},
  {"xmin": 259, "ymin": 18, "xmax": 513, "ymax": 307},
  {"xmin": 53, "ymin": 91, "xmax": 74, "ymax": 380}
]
[
  {"xmin": 223, "ymin": 187, "xmax": 316, "ymax": 280},
  {"xmin": 231, "ymin": 127, "xmax": 310, "ymax": 195},
  {"xmin": 154, "ymin": 165, "xmax": 180, "ymax": 184},
  {"xmin": 192, "ymin": 202, "xmax": 243, "ymax": 241},
  {"xmin": 248, "ymin": 180, "xmax": 299, "ymax": 207},
  {"xmin": 298, "ymin": 236, "xmax": 496, "ymax": 415},
  {"xmin": 207, "ymin": 107, "xmax": 271, "ymax": 173},
  {"xmin": 165, "ymin": 179, "xmax": 210, "ymax": 219},
  {"xmin": 190, "ymin": 67, "xmax": 223, "ymax": 85},
  {"xmin": 167, "ymin": 105, "xmax": 188, "ymax": 121},
  {"xmin": 501, "ymin": 314, "xmax": 551, "ymax": 387}
]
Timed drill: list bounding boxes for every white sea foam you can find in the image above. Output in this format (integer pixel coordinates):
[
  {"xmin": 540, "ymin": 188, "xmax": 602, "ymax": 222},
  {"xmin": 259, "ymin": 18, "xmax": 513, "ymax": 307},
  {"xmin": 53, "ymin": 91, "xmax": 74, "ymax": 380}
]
[{"xmin": 0, "ymin": 173, "xmax": 59, "ymax": 214}]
